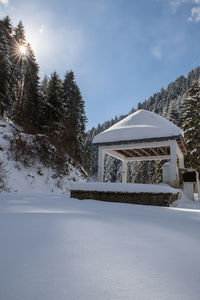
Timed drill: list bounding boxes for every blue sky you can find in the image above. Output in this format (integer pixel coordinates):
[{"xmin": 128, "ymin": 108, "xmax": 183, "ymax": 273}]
[{"xmin": 1, "ymin": 0, "xmax": 200, "ymax": 129}]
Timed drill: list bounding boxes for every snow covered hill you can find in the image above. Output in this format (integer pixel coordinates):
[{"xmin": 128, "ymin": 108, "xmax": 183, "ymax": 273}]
[{"xmin": 0, "ymin": 118, "xmax": 86, "ymax": 193}]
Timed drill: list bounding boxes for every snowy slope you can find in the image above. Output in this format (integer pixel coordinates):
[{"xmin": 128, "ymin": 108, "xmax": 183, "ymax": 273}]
[
  {"xmin": 93, "ymin": 109, "xmax": 183, "ymax": 144},
  {"xmin": 0, "ymin": 193, "xmax": 200, "ymax": 300},
  {"xmin": 0, "ymin": 118, "xmax": 85, "ymax": 193}
]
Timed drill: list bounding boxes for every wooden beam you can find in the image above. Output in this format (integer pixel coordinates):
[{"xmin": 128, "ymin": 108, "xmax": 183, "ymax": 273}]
[
  {"xmin": 159, "ymin": 147, "xmax": 168, "ymax": 155},
  {"xmin": 106, "ymin": 150, "xmax": 125, "ymax": 161},
  {"xmin": 128, "ymin": 149, "xmax": 138, "ymax": 156},
  {"xmin": 159, "ymin": 147, "xmax": 166, "ymax": 155},
  {"xmin": 150, "ymin": 147, "xmax": 159, "ymax": 156},
  {"xmin": 177, "ymin": 139, "xmax": 187, "ymax": 155},
  {"xmin": 125, "ymin": 155, "xmax": 171, "ymax": 162},
  {"xmin": 123, "ymin": 149, "xmax": 134, "ymax": 157},
  {"xmin": 132, "ymin": 148, "xmax": 143, "ymax": 157},
  {"xmin": 99, "ymin": 140, "xmax": 171, "ymax": 152},
  {"xmin": 140, "ymin": 148, "xmax": 151, "ymax": 156}
]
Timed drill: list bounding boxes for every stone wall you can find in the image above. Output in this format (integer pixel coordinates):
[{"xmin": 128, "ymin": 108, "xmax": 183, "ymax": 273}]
[{"xmin": 70, "ymin": 190, "xmax": 179, "ymax": 207}]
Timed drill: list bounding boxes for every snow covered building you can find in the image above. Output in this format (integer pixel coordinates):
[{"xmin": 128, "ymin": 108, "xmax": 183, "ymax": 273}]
[{"xmin": 93, "ymin": 110, "xmax": 187, "ymax": 188}]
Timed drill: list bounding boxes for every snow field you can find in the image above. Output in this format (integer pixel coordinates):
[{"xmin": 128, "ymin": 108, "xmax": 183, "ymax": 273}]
[{"xmin": 0, "ymin": 193, "xmax": 200, "ymax": 300}]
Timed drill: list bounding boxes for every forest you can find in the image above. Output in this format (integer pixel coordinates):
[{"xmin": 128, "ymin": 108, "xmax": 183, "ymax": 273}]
[{"xmin": 0, "ymin": 16, "xmax": 87, "ymax": 170}]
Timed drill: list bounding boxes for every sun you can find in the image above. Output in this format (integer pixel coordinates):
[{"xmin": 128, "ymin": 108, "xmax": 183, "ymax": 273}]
[{"xmin": 19, "ymin": 45, "xmax": 26, "ymax": 55}]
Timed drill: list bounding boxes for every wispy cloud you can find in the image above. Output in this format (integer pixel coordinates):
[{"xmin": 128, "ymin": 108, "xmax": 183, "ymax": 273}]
[
  {"xmin": 151, "ymin": 46, "xmax": 162, "ymax": 59},
  {"xmin": 170, "ymin": 0, "xmax": 200, "ymax": 22},
  {"xmin": 188, "ymin": 6, "xmax": 200, "ymax": 20},
  {"xmin": 170, "ymin": 0, "xmax": 188, "ymax": 13},
  {"xmin": 170, "ymin": 0, "xmax": 200, "ymax": 11},
  {"xmin": 0, "ymin": 0, "xmax": 9, "ymax": 6}
]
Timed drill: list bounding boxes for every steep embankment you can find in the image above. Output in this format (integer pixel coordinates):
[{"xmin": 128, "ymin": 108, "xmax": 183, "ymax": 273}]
[{"xmin": 0, "ymin": 118, "xmax": 86, "ymax": 193}]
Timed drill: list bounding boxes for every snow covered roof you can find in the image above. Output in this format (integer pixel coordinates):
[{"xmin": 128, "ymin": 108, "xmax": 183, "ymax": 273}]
[{"xmin": 93, "ymin": 110, "xmax": 183, "ymax": 145}]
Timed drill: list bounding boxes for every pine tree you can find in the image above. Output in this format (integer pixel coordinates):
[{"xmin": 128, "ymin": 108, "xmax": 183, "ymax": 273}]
[
  {"xmin": 183, "ymin": 79, "xmax": 200, "ymax": 173},
  {"xmin": 168, "ymin": 100, "xmax": 180, "ymax": 126},
  {"xmin": 21, "ymin": 43, "xmax": 42, "ymax": 132},
  {"xmin": 154, "ymin": 160, "xmax": 164, "ymax": 183},
  {"xmin": 40, "ymin": 75, "xmax": 49, "ymax": 99},
  {"xmin": 12, "ymin": 21, "xmax": 26, "ymax": 120},
  {"xmin": 13, "ymin": 21, "xmax": 26, "ymax": 45},
  {"xmin": 62, "ymin": 71, "xmax": 87, "ymax": 164},
  {"xmin": 168, "ymin": 96, "xmax": 184, "ymax": 128},
  {"xmin": 2, "ymin": 16, "xmax": 15, "ymax": 117},
  {"xmin": 43, "ymin": 72, "xmax": 64, "ymax": 144},
  {"xmin": 0, "ymin": 18, "xmax": 12, "ymax": 116}
]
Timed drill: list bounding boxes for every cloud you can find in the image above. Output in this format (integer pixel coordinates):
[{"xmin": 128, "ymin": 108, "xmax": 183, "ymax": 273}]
[
  {"xmin": 169, "ymin": 0, "xmax": 200, "ymax": 22},
  {"xmin": 170, "ymin": 0, "xmax": 200, "ymax": 12},
  {"xmin": 0, "ymin": 0, "xmax": 9, "ymax": 5},
  {"xmin": 151, "ymin": 46, "xmax": 162, "ymax": 59},
  {"xmin": 188, "ymin": 6, "xmax": 200, "ymax": 20},
  {"xmin": 170, "ymin": 0, "xmax": 188, "ymax": 13}
]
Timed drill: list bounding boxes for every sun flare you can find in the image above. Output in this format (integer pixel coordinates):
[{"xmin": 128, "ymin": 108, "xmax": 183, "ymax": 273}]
[{"xmin": 19, "ymin": 45, "xmax": 26, "ymax": 55}]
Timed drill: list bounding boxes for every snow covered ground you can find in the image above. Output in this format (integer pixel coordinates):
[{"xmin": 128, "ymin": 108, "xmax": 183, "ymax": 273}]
[{"xmin": 0, "ymin": 192, "xmax": 200, "ymax": 300}]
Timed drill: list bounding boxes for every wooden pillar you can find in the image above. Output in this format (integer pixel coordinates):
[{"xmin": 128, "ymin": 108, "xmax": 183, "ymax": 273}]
[
  {"xmin": 169, "ymin": 141, "xmax": 178, "ymax": 187},
  {"xmin": 98, "ymin": 147, "xmax": 105, "ymax": 182},
  {"xmin": 177, "ymin": 143, "xmax": 184, "ymax": 168},
  {"xmin": 122, "ymin": 160, "xmax": 127, "ymax": 183},
  {"xmin": 179, "ymin": 155, "xmax": 184, "ymax": 168}
]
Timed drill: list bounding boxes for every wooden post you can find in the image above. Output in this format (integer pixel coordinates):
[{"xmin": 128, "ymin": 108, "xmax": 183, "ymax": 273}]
[
  {"xmin": 98, "ymin": 147, "xmax": 105, "ymax": 182},
  {"xmin": 179, "ymin": 155, "xmax": 184, "ymax": 168},
  {"xmin": 122, "ymin": 160, "xmax": 127, "ymax": 183},
  {"xmin": 177, "ymin": 143, "xmax": 184, "ymax": 168},
  {"xmin": 169, "ymin": 141, "xmax": 178, "ymax": 187}
]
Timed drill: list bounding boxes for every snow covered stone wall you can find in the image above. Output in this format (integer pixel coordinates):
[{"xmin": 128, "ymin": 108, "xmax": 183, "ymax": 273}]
[{"xmin": 70, "ymin": 182, "xmax": 180, "ymax": 206}]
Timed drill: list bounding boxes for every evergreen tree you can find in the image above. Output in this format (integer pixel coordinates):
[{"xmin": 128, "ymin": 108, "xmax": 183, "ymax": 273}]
[
  {"xmin": 2, "ymin": 16, "xmax": 16, "ymax": 117},
  {"xmin": 12, "ymin": 21, "xmax": 26, "ymax": 120},
  {"xmin": 40, "ymin": 75, "xmax": 49, "ymax": 98},
  {"xmin": 13, "ymin": 21, "xmax": 26, "ymax": 45},
  {"xmin": 43, "ymin": 72, "xmax": 64, "ymax": 144},
  {"xmin": 183, "ymin": 79, "xmax": 200, "ymax": 173},
  {"xmin": 168, "ymin": 100, "xmax": 180, "ymax": 126},
  {"xmin": 0, "ymin": 18, "xmax": 12, "ymax": 116},
  {"xmin": 154, "ymin": 160, "xmax": 164, "ymax": 183},
  {"xmin": 62, "ymin": 71, "xmax": 87, "ymax": 164},
  {"xmin": 168, "ymin": 97, "xmax": 184, "ymax": 128},
  {"xmin": 21, "ymin": 43, "xmax": 42, "ymax": 132}
]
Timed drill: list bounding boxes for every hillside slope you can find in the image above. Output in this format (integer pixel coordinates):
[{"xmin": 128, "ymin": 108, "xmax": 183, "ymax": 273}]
[{"xmin": 0, "ymin": 118, "xmax": 86, "ymax": 193}]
